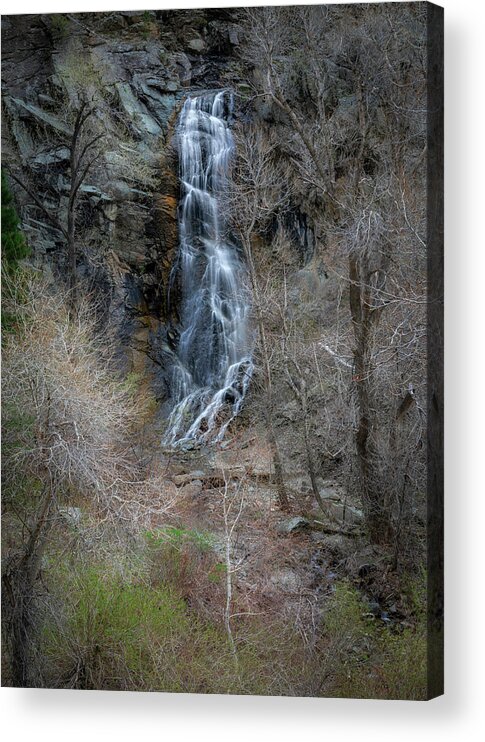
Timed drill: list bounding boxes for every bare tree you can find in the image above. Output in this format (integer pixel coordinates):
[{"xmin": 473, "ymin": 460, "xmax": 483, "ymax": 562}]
[
  {"xmin": 4, "ymin": 98, "xmax": 103, "ymax": 308},
  {"xmin": 239, "ymin": 3, "xmax": 428, "ymax": 546},
  {"xmin": 1, "ymin": 279, "xmax": 174, "ymax": 685},
  {"xmin": 220, "ymin": 469, "xmax": 247, "ymax": 674},
  {"xmin": 228, "ymin": 125, "xmax": 293, "ymax": 511}
]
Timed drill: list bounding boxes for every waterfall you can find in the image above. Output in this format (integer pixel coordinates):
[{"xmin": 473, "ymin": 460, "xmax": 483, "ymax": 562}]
[{"xmin": 163, "ymin": 90, "xmax": 253, "ymax": 447}]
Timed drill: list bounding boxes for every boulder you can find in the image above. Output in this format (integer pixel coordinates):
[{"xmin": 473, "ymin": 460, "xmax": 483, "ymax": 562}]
[
  {"xmin": 276, "ymin": 516, "xmax": 311, "ymax": 535},
  {"xmin": 79, "ymin": 184, "xmax": 112, "ymax": 204},
  {"xmin": 317, "ymin": 485, "xmax": 364, "ymax": 527},
  {"xmin": 324, "ymin": 500, "xmax": 364, "ymax": 527},
  {"xmin": 30, "ymin": 147, "xmax": 70, "ymax": 170},
  {"xmin": 187, "ymin": 36, "xmax": 206, "ymax": 53},
  {"xmin": 228, "ymin": 28, "xmax": 240, "ymax": 45},
  {"xmin": 173, "ymin": 470, "xmax": 206, "ymax": 486}
]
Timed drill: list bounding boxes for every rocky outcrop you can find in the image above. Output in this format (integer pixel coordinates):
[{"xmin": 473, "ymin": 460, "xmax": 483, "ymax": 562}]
[
  {"xmin": 1, "ymin": 9, "xmax": 245, "ymax": 399},
  {"xmin": 1, "ymin": 7, "xmax": 323, "ymax": 414}
]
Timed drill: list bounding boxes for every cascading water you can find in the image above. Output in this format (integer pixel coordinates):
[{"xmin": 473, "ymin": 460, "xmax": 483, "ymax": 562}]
[{"xmin": 163, "ymin": 90, "xmax": 253, "ymax": 447}]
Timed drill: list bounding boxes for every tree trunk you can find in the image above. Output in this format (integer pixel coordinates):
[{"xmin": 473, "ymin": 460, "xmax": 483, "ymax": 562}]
[
  {"xmin": 243, "ymin": 236, "xmax": 290, "ymax": 511},
  {"xmin": 301, "ymin": 392, "xmax": 328, "ymax": 518},
  {"xmin": 67, "ymin": 205, "xmax": 77, "ymax": 308},
  {"xmin": 350, "ymin": 254, "xmax": 392, "ymax": 544},
  {"xmin": 266, "ymin": 415, "xmax": 290, "ymax": 511},
  {"xmin": 2, "ymin": 488, "xmax": 54, "ymax": 686}
]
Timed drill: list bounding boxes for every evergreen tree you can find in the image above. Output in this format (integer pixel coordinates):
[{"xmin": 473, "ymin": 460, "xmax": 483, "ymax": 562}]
[
  {"xmin": 2, "ymin": 170, "xmax": 30, "ymax": 334},
  {"xmin": 1, "ymin": 169, "xmax": 29, "ymax": 272}
]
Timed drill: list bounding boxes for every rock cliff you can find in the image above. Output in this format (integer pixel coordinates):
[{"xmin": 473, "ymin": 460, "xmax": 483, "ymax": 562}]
[{"xmin": 1, "ymin": 9, "xmax": 244, "ymax": 398}]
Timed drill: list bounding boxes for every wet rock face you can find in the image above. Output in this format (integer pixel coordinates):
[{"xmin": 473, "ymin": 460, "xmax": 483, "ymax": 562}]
[{"xmin": 1, "ymin": 9, "xmax": 242, "ymax": 394}]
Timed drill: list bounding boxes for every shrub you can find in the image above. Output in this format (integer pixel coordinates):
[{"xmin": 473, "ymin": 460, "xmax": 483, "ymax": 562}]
[
  {"xmin": 49, "ymin": 14, "xmax": 70, "ymax": 40},
  {"xmin": 1, "ymin": 170, "xmax": 29, "ymax": 271},
  {"xmin": 320, "ymin": 580, "xmax": 427, "ymax": 700},
  {"xmin": 41, "ymin": 566, "xmax": 192, "ymax": 690},
  {"xmin": 1, "ymin": 170, "xmax": 31, "ymax": 335},
  {"xmin": 40, "ymin": 560, "xmax": 312, "ymax": 695},
  {"xmin": 2, "ymin": 282, "xmax": 140, "ymax": 500},
  {"xmin": 145, "ymin": 526, "xmax": 226, "ymax": 620},
  {"xmin": 1, "ymin": 279, "xmax": 175, "ymax": 685}
]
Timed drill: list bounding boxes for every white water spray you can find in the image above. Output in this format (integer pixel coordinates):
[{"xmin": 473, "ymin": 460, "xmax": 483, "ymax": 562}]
[{"xmin": 163, "ymin": 91, "xmax": 252, "ymax": 447}]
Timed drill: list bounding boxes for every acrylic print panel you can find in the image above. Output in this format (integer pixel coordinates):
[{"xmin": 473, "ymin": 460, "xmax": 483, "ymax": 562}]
[{"xmin": 1, "ymin": 2, "xmax": 443, "ymax": 699}]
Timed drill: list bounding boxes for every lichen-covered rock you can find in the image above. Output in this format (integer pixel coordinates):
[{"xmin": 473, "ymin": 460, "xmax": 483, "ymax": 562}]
[{"xmin": 187, "ymin": 36, "xmax": 206, "ymax": 53}]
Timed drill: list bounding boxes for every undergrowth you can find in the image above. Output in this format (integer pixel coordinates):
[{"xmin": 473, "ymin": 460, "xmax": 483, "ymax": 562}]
[
  {"xmin": 320, "ymin": 580, "xmax": 427, "ymax": 700},
  {"xmin": 39, "ymin": 552, "xmax": 315, "ymax": 696}
]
